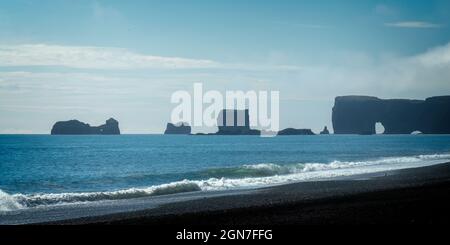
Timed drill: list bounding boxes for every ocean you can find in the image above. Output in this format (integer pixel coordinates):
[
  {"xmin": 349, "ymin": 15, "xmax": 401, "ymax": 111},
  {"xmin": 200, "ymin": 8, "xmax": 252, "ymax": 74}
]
[{"xmin": 1, "ymin": 134, "xmax": 450, "ymax": 212}]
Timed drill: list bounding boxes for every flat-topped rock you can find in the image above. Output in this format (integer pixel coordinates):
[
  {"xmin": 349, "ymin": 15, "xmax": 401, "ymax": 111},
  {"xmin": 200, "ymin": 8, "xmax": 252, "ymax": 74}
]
[
  {"xmin": 216, "ymin": 109, "xmax": 260, "ymax": 135},
  {"xmin": 277, "ymin": 128, "xmax": 315, "ymax": 135}
]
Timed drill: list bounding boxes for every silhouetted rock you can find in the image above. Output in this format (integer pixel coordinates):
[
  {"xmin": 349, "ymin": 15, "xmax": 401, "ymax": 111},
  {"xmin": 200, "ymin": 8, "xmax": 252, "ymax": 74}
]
[
  {"xmin": 99, "ymin": 118, "xmax": 120, "ymax": 135},
  {"xmin": 216, "ymin": 109, "xmax": 260, "ymax": 135},
  {"xmin": 332, "ymin": 95, "xmax": 450, "ymax": 134},
  {"xmin": 51, "ymin": 118, "xmax": 120, "ymax": 135},
  {"xmin": 277, "ymin": 128, "xmax": 315, "ymax": 135},
  {"xmin": 164, "ymin": 122, "xmax": 191, "ymax": 135},
  {"xmin": 320, "ymin": 126, "xmax": 330, "ymax": 134}
]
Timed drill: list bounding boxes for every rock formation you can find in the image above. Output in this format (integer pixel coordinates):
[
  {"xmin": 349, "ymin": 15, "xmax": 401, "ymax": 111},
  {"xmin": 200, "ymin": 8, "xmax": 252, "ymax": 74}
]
[
  {"xmin": 277, "ymin": 128, "xmax": 315, "ymax": 135},
  {"xmin": 164, "ymin": 122, "xmax": 191, "ymax": 134},
  {"xmin": 332, "ymin": 95, "xmax": 450, "ymax": 134},
  {"xmin": 51, "ymin": 118, "xmax": 120, "ymax": 135},
  {"xmin": 216, "ymin": 109, "xmax": 260, "ymax": 135},
  {"xmin": 320, "ymin": 126, "xmax": 330, "ymax": 134}
]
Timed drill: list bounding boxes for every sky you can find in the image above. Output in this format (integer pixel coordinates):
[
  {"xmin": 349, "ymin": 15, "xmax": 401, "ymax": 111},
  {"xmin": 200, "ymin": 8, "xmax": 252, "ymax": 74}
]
[{"xmin": 1, "ymin": 0, "xmax": 450, "ymax": 134}]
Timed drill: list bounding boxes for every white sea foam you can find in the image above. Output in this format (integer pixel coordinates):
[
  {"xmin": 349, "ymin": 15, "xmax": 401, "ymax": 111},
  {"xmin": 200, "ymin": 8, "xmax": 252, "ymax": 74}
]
[
  {"xmin": 7, "ymin": 180, "xmax": 201, "ymax": 210},
  {"xmin": 0, "ymin": 190, "xmax": 24, "ymax": 212},
  {"xmin": 1, "ymin": 153, "xmax": 450, "ymax": 211}
]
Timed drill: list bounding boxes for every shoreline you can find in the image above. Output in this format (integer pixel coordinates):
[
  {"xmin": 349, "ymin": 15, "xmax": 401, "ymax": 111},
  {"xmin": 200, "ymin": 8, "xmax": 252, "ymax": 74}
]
[
  {"xmin": 2, "ymin": 161, "xmax": 449, "ymax": 225},
  {"xmin": 36, "ymin": 162, "xmax": 450, "ymax": 225}
]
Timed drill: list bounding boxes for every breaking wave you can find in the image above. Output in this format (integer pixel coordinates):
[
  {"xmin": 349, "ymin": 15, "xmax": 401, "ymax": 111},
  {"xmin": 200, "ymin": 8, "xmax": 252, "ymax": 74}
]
[
  {"xmin": 4, "ymin": 181, "xmax": 201, "ymax": 210},
  {"xmin": 1, "ymin": 153, "xmax": 450, "ymax": 211},
  {"xmin": 0, "ymin": 190, "xmax": 24, "ymax": 211},
  {"xmin": 199, "ymin": 153, "xmax": 450, "ymax": 178}
]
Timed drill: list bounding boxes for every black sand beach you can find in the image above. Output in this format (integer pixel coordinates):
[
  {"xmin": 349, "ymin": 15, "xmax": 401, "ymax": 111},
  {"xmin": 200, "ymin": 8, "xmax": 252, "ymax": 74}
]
[{"xmin": 39, "ymin": 162, "xmax": 450, "ymax": 225}]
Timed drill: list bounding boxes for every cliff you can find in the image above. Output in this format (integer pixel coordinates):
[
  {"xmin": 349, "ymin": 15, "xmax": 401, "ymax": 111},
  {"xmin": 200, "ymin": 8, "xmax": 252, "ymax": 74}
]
[
  {"xmin": 277, "ymin": 128, "xmax": 315, "ymax": 136},
  {"xmin": 51, "ymin": 118, "xmax": 120, "ymax": 135},
  {"xmin": 332, "ymin": 95, "xmax": 450, "ymax": 134},
  {"xmin": 164, "ymin": 122, "xmax": 191, "ymax": 134},
  {"xmin": 216, "ymin": 109, "xmax": 260, "ymax": 135}
]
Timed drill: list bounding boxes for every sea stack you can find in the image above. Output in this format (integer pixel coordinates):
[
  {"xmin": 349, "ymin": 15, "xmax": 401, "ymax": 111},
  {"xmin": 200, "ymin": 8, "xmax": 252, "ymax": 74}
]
[
  {"xmin": 216, "ymin": 109, "xmax": 260, "ymax": 135},
  {"xmin": 164, "ymin": 122, "xmax": 191, "ymax": 135},
  {"xmin": 320, "ymin": 126, "xmax": 330, "ymax": 134},
  {"xmin": 51, "ymin": 118, "xmax": 120, "ymax": 135},
  {"xmin": 277, "ymin": 128, "xmax": 315, "ymax": 135},
  {"xmin": 332, "ymin": 95, "xmax": 450, "ymax": 134}
]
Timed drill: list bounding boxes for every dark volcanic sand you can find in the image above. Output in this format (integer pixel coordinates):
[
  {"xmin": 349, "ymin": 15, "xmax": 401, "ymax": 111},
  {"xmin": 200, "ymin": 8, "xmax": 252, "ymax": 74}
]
[{"xmin": 43, "ymin": 162, "xmax": 450, "ymax": 225}]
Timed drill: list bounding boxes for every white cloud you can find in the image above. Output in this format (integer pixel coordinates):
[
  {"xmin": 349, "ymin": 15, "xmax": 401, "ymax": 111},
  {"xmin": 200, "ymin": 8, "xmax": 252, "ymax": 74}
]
[
  {"xmin": 0, "ymin": 71, "xmax": 179, "ymax": 96},
  {"xmin": 385, "ymin": 21, "xmax": 441, "ymax": 28},
  {"xmin": 0, "ymin": 44, "xmax": 309, "ymax": 72},
  {"xmin": 1, "ymin": 42, "xmax": 450, "ymax": 133},
  {"xmin": 291, "ymin": 42, "xmax": 450, "ymax": 99},
  {"xmin": 413, "ymin": 42, "xmax": 450, "ymax": 67},
  {"xmin": 2, "ymin": 42, "xmax": 450, "ymax": 99},
  {"xmin": 0, "ymin": 44, "xmax": 219, "ymax": 69}
]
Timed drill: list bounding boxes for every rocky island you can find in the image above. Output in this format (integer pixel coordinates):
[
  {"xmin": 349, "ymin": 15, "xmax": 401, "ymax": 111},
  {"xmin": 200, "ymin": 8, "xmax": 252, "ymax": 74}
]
[
  {"xmin": 332, "ymin": 95, "xmax": 450, "ymax": 134},
  {"xmin": 277, "ymin": 128, "xmax": 315, "ymax": 135},
  {"xmin": 164, "ymin": 122, "xmax": 191, "ymax": 135},
  {"xmin": 166, "ymin": 109, "xmax": 316, "ymax": 136},
  {"xmin": 51, "ymin": 118, "xmax": 120, "ymax": 135}
]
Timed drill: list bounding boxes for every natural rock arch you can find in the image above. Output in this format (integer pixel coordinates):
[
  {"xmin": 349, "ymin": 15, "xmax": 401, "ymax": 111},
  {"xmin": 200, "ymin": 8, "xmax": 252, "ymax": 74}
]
[
  {"xmin": 332, "ymin": 96, "xmax": 450, "ymax": 135},
  {"xmin": 375, "ymin": 122, "xmax": 385, "ymax": 134}
]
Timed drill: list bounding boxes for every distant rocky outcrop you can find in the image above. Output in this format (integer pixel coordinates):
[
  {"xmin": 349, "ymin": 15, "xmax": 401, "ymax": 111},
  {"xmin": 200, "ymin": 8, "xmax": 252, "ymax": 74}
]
[
  {"xmin": 320, "ymin": 126, "xmax": 330, "ymax": 134},
  {"xmin": 277, "ymin": 128, "xmax": 315, "ymax": 135},
  {"xmin": 51, "ymin": 118, "xmax": 120, "ymax": 135},
  {"xmin": 216, "ymin": 109, "xmax": 260, "ymax": 135},
  {"xmin": 164, "ymin": 122, "xmax": 191, "ymax": 135},
  {"xmin": 332, "ymin": 95, "xmax": 450, "ymax": 134}
]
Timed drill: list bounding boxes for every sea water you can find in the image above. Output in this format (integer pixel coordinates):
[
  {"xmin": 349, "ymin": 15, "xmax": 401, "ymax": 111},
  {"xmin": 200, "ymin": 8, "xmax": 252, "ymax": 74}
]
[{"xmin": 1, "ymin": 134, "xmax": 450, "ymax": 211}]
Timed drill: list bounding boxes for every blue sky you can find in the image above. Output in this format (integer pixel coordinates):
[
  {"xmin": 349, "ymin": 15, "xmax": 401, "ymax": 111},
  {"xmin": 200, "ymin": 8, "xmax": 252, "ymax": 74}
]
[{"xmin": 1, "ymin": 0, "xmax": 450, "ymax": 133}]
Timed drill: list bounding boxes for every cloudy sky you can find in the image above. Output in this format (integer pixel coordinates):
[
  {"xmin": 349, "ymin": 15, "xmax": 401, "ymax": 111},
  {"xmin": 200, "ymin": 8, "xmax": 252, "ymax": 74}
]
[{"xmin": 1, "ymin": 0, "xmax": 450, "ymax": 134}]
